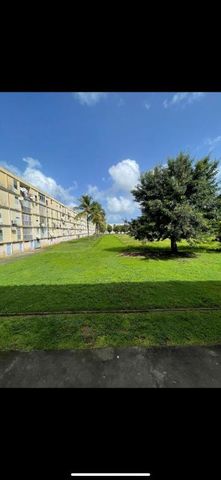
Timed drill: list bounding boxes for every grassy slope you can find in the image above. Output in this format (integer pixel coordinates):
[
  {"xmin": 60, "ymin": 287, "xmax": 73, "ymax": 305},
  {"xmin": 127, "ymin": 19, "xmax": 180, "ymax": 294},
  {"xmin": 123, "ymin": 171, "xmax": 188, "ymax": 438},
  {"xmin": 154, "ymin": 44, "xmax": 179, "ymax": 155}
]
[
  {"xmin": 0, "ymin": 235, "xmax": 221, "ymax": 314},
  {"xmin": 0, "ymin": 234, "xmax": 220, "ymax": 350}
]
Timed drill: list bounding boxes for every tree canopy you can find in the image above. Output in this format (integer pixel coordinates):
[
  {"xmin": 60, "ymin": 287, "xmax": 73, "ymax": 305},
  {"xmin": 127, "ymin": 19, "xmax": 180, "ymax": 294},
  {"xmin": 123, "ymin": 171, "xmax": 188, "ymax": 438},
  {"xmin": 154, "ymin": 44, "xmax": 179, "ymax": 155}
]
[
  {"xmin": 107, "ymin": 224, "xmax": 113, "ymax": 233},
  {"xmin": 128, "ymin": 153, "xmax": 220, "ymax": 252},
  {"xmin": 113, "ymin": 224, "xmax": 120, "ymax": 233}
]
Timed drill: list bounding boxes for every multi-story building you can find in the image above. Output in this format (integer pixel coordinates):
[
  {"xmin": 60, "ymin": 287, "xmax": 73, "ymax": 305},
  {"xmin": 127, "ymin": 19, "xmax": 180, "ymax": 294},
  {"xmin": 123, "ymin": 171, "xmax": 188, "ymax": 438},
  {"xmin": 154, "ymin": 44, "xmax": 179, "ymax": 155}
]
[{"xmin": 0, "ymin": 166, "xmax": 95, "ymax": 258}]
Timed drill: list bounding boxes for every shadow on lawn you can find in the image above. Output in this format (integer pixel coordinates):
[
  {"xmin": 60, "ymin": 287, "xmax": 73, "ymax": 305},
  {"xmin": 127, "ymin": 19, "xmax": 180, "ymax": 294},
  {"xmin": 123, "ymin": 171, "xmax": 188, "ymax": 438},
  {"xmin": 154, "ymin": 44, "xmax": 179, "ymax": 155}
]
[
  {"xmin": 0, "ymin": 281, "xmax": 221, "ymax": 314},
  {"xmin": 104, "ymin": 243, "xmax": 221, "ymax": 260}
]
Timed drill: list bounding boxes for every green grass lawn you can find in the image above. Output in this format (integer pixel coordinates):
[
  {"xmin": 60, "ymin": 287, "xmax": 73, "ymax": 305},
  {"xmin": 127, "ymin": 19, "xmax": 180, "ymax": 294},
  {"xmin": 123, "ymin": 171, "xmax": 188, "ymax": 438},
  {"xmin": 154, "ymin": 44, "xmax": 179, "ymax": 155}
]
[{"xmin": 0, "ymin": 234, "xmax": 221, "ymax": 350}]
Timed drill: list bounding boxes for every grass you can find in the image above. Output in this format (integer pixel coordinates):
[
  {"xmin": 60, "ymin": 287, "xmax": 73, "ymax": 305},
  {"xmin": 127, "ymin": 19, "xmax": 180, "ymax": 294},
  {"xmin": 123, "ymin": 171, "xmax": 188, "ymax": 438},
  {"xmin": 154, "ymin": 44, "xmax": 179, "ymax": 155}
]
[
  {"xmin": 0, "ymin": 234, "xmax": 221, "ymax": 350},
  {"xmin": 0, "ymin": 311, "xmax": 221, "ymax": 351}
]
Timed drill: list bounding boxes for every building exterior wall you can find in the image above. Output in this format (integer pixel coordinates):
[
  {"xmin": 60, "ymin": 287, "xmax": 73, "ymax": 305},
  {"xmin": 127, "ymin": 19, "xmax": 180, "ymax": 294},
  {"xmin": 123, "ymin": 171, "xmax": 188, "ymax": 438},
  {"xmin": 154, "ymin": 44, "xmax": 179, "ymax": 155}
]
[{"xmin": 0, "ymin": 166, "xmax": 96, "ymax": 258}]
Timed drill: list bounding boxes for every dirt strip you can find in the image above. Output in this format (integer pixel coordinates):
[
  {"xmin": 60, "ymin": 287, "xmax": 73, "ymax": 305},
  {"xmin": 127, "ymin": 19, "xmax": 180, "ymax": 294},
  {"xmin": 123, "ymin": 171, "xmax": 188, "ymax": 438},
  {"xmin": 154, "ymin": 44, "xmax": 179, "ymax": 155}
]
[{"xmin": 0, "ymin": 306, "xmax": 221, "ymax": 317}]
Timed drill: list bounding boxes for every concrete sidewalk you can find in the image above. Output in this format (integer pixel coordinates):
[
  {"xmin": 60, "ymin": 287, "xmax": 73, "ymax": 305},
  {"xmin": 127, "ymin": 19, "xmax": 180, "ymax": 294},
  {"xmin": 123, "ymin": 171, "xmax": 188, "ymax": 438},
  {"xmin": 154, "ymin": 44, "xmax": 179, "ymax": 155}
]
[{"xmin": 0, "ymin": 344, "xmax": 221, "ymax": 388}]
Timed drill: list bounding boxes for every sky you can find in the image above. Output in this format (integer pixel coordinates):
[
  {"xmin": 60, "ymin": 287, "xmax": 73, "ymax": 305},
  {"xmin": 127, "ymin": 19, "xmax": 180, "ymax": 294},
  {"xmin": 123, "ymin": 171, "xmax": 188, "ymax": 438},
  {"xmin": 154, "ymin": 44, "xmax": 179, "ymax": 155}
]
[{"xmin": 0, "ymin": 91, "xmax": 221, "ymax": 223}]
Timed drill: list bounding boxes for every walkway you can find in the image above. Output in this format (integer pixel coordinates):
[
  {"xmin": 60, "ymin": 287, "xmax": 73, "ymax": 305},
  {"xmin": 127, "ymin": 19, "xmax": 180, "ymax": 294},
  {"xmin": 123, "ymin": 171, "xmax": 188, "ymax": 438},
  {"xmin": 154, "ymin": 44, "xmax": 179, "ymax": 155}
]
[{"xmin": 0, "ymin": 344, "xmax": 221, "ymax": 387}]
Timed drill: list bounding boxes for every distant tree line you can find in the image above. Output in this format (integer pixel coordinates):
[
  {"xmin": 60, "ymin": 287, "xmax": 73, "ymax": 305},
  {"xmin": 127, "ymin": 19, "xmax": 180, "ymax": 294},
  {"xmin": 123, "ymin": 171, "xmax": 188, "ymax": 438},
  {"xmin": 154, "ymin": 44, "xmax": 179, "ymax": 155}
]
[{"xmin": 106, "ymin": 223, "xmax": 129, "ymax": 234}]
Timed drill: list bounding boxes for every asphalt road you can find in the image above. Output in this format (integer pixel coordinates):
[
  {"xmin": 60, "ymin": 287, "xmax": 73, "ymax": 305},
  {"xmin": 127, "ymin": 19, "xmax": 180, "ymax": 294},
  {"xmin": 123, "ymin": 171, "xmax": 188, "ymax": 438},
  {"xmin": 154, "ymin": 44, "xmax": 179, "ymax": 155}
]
[{"xmin": 0, "ymin": 344, "xmax": 221, "ymax": 387}]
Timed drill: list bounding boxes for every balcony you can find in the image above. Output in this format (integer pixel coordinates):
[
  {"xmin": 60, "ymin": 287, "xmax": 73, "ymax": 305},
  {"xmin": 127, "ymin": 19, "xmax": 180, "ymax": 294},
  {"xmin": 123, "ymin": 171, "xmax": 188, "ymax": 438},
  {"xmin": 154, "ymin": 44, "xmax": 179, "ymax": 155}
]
[
  {"xmin": 39, "ymin": 194, "xmax": 46, "ymax": 205},
  {"xmin": 22, "ymin": 216, "xmax": 32, "ymax": 226},
  {"xmin": 39, "ymin": 208, "xmax": 46, "ymax": 216},
  {"xmin": 21, "ymin": 200, "xmax": 31, "ymax": 214},
  {"xmin": 23, "ymin": 234, "xmax": 33, "ymax": 241}
]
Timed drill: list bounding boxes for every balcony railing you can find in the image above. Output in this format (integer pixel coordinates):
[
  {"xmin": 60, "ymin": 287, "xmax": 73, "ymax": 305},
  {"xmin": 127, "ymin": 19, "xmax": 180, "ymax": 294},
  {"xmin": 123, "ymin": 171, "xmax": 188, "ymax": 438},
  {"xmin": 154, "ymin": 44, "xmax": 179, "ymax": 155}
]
[
  {"xmin": 21, "ymin": 199, "xmax": 31, "ymax": 213},
  {"xmin": 22, "ymin": 207, "xmax": 32, "ymax": 214},
  {"xmin": 23, "ymin": 234, "xmax": 33, "ymax": 241}
]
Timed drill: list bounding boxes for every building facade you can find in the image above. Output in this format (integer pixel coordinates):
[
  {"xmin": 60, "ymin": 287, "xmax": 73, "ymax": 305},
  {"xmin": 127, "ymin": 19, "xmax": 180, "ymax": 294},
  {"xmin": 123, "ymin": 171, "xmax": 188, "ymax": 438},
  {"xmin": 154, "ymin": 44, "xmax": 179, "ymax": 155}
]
[{"xmin": 0, "ymin": 166, "xmax": 95, "ymax": 258}]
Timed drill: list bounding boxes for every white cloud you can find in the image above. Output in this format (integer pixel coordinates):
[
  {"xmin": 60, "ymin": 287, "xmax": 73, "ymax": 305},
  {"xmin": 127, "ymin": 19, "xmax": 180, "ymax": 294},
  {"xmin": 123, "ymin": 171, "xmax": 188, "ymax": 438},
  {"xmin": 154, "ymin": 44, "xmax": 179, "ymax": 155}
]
[
  {"xmin": 1, "ymin": 157, "xmax": 77, "ymax": 206},
  {"xmin": 22, "ymin": 157, "xmax": 41, "ymax": 169},
  {"xmin": 108, "ymin": 159, "xmax": 140, "ymax": 192},
  {"xmin": 86, "ymin": 158, "xmax": 141, "ymax": 222},
  {"xmin": 106, "ymin": 196, "xmax": 136, "ymax": 215},
  {"xmin": 107, "ymin": 213, "xmax": 130, "ymax": 224},
  {"xmin": 163, "ymin": 92, "xmax": 205, "ymax": 108},
  {"xmin": 73, "ymin": 92, "xmax": 107, "ymax": 106},
  {"xmin": 0, "ymin": 162, "xmax": 21, "ymax": 177},
  {"xmin": 144, "ymin": 102, "xmax": 151, "ymax": 110},
  {"xmin": 194, "ymin": 134, "xmax": 221, "ymax": 156},
  {"xmin": 204, "ymin": 135, "xmax": 221, "ymax": 150},
  {"xmin": 87, "ymin": 184, "xmax": 105, "ymax": 201}
]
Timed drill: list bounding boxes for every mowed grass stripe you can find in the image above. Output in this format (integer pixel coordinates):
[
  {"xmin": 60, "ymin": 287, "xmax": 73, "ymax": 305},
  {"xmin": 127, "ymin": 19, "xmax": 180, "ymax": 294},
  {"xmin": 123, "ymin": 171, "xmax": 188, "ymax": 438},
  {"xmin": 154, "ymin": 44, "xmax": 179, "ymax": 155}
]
[{"xmin": 0, "ymin": 310, "xmax": 221, "ymax": 351}]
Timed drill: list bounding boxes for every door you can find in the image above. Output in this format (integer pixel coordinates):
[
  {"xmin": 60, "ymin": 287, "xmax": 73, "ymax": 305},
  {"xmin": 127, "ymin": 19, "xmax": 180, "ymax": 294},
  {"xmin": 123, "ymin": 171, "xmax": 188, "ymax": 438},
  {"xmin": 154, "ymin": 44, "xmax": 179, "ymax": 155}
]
[
  {"xmin": 6, "ymin": 243, "xmax": 12, "ymax": 255},
  {"xmin": 33, "ymin": 239, "xmax": 41, "ymax": 249}
]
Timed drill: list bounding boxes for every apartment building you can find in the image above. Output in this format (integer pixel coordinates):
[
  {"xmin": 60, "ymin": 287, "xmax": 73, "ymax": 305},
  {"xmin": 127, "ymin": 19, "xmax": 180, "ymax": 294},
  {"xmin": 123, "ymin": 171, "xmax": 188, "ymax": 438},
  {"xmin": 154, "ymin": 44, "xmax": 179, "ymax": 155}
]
[{"xmin": 0, "ymin": 166, "xmax": 95, "ymax": 258}]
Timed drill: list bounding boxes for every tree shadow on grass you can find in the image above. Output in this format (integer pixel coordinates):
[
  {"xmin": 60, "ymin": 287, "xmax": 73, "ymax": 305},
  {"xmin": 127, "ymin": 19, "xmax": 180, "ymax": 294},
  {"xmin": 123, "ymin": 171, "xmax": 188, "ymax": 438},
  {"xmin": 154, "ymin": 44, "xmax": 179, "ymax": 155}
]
[
  {"xmin": 104, "ymin": 243, "xmax": 221, "ymax": 261},
  {"xmin": 0, "ymin": 281, "xmax": 221, "ymax": 314}
]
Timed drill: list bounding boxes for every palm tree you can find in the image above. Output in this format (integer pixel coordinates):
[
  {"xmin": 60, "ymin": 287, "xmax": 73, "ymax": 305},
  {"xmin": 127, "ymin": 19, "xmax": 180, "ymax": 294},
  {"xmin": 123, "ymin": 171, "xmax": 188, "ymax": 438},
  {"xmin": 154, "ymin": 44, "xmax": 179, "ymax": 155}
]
[
  {"xmin": 76, "ymin": 196, "xmax": 106, "ymax": 237},
  {"xmin": 76, "ymin": 195, "xmax": 94, "ymax": 236},
  {"xmin": 90, "ymin": 201, "xmax": 106, "ymax": 235}
]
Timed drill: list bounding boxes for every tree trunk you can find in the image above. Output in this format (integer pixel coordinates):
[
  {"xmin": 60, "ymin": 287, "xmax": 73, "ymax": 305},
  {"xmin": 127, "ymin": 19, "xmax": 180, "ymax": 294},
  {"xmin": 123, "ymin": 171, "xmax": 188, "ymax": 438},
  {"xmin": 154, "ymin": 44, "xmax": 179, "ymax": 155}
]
[
  {"xmin": 171, "ymin": 237, "xmax": 178, "ymax": 253},
  {"xmin": 87, "ymin": 216, "xmax": 89, "ymax": 237}
]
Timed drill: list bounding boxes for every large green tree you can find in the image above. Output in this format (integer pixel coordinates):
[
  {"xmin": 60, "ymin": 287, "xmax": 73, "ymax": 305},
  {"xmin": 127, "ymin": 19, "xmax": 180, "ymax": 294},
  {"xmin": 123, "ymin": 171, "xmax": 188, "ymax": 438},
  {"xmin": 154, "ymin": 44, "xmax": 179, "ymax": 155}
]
[{"xmin": 129, "ymin": 153, "xmax": 220, "ymax": 253}]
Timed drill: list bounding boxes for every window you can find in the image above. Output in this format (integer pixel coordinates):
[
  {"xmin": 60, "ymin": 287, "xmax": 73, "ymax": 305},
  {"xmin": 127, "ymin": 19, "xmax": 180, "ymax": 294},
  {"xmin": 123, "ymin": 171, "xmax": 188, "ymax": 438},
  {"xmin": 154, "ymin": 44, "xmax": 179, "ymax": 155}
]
[
  {"xmin": 21, "ymin": 199, "xmax": 31, "ymax": 214},
  {"xmin": 39, "ymin": 193, "xmax": 45, "ymax": 203},
  {"xmin": 22, "ymin": 214, "xmax": 31, "ymax": 226},
  {"xmin": 15, "ymin": 196, "xmax": 19, "ymax": 205},
  {"xmin": 0, "ymin": 229, "xmax": 3, "ymax": 242},
  {"xmin": 17, "ymin": 228, "xmax": 21, "ymax": 240},
  {"xmin": 35, "ymin": 195, "xmax": 37, "ymax": 202},
  {"xmin": 14, "ymin": 179, "xmax": 18, "ymax": 189},
  {"xmin": 23, "ymin": 228, "xmax": 32, "ymax": 241},
  {"xmin": 39, "ymin": 205, "xmax": 46, "ymax": 216}
]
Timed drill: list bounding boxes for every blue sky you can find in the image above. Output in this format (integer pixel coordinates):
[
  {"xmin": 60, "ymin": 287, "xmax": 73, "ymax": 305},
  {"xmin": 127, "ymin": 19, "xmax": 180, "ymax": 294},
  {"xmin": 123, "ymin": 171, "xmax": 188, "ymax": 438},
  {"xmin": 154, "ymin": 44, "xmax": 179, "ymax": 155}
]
[{"xmin": 0, "ymin": 91, "xmax": 221, "ymax": 222}]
